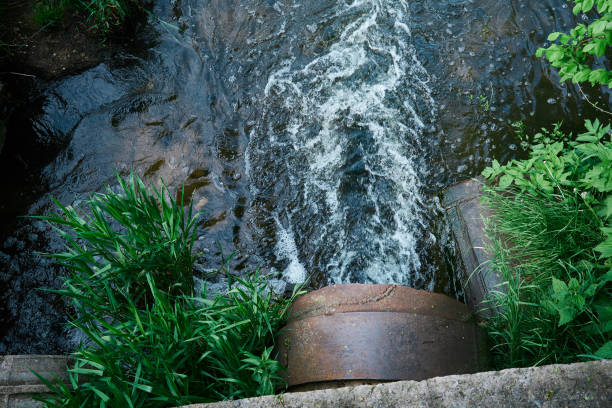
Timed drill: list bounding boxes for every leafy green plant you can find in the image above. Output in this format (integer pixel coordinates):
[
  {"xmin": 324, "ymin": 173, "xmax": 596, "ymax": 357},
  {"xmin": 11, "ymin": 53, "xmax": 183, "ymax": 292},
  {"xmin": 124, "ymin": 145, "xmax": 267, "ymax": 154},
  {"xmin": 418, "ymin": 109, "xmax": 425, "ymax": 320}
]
[
  {"xmin": 33, "ymin": 0, "xmax": 66, "ymax": 27},
  {"xmin": 536, "ymin": 0, "xmax": 612, "ymax": 88},
  {"xmin": 73, "ymin": 0, "xmax": 138, "ymax": 33},
  {"xmin": 32, "ymin": 0, "xmax": 145, "ymax": 33},
  {"xmin": 482, "ymin": 120, "xmax": 612, "ymax": 367},
  {"xmin": 40, "ymin": 174, "xmax": 198, "ymax": 303},
  {"xmin": 33, "ymin": 174, "xmax": 302, "ymax": 406},
  {"xmin": 478, "ymin": 94, "xmax": 490, "ymax": 112}
]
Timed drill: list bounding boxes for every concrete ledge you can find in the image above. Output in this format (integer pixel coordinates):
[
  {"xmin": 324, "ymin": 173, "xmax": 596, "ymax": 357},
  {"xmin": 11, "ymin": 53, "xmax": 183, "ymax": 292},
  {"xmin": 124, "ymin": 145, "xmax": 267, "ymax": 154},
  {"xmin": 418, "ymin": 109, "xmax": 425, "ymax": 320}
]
[
  {"xmin": 184, "ymin": 360, "xmax": 611, "ymax": 408},
  {"xmin": 1, "ymin": 355, "xmax": 73, "ymax": 408}
]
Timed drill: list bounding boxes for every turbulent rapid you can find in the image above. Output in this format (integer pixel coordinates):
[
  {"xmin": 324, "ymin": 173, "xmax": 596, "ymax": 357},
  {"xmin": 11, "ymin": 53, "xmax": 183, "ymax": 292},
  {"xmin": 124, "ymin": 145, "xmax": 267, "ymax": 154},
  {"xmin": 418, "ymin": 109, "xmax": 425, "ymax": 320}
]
[{"xmin": 247, "ymin": 0, "xmax": 441, "ymax": 287}]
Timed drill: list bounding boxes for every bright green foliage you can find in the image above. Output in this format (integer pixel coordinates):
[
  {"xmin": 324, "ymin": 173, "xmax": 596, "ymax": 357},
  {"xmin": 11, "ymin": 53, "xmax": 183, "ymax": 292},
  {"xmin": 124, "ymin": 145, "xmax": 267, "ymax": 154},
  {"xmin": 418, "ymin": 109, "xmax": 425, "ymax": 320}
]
[
  {"xmin": 536, "ymin": 0, "xmax": 612, "ymax": 87},
  {"xmin": 39, "ymin": 174, "xmax": 198, "ymax": 302},
  {"xmin": 482, "ymin": 120, "xmax": 612, "ymax": 367},
  {"xmin": 33, "ymin": 174, "xmax": 303, "ymax": 406},
  {"xmin": 478, "ymin": 95, "xmax": 490, "ymax": 112}
]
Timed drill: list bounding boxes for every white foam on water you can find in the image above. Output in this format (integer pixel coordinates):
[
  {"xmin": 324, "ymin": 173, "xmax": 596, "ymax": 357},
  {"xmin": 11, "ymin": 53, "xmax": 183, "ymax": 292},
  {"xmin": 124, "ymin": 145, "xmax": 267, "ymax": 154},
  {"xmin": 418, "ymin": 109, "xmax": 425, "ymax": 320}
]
[
  {"xmin": 274, "ymin": 216, "xmax": 308, "ymax": 283},
  {"xmin": 247, "ymin": 0, "xmax": 438, "ymax": 286}
]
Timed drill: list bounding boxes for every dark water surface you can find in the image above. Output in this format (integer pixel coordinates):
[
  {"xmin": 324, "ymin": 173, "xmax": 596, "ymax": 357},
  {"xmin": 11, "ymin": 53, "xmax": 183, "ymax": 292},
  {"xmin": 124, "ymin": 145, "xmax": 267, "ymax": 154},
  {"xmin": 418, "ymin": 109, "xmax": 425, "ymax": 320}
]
[{"xmin": 1, "ymin": 0, "xmax": 610, "ymax": 353}]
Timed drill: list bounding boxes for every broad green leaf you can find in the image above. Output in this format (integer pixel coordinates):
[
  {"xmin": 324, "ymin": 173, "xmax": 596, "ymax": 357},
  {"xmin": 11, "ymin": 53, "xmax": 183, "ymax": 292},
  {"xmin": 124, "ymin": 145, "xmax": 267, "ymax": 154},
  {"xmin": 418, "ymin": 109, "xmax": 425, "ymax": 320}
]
[
  {"xmin": 591, "ymin": 19, "xmax": 608, "ymax": 36},
  {"xmin": 594, "ymin": 341, "xmax": 612, "ymax": 358},
  {"xmin": 595, "ymin": 303, "xmax": 612, "ymax": 321},
  {"xmin": 558, "ymin": 306, "xmax": 577, "ymax": 326},
  {"xmin": 601, "ymin": 195, "xmax": 612, "ymax": 218},
  {"xmin": 595, "ymin": 236, "xmax": 612, "ymax": 257},
  {"xmin": 552, "ymin": 277, "xmax": 568, "ymax": 295},
  {"xmin": 498, "ymin": 174, "xmax": 514, "ymax": 189}
]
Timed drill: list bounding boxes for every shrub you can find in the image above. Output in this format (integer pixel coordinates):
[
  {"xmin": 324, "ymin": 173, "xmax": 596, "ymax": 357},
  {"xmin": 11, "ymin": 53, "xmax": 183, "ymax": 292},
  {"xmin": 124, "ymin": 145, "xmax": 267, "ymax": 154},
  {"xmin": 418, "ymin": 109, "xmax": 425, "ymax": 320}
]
[
  {"xmin": 33, "ymin": 174, "xmax": 302, "ymax": 407},
  {"xmin": 482, "ymin": 120, "xmax": 612, "ymax": 367},
  {"xmin": 536, "ymin": 0, "xmax": 612, "ymax": 88}
]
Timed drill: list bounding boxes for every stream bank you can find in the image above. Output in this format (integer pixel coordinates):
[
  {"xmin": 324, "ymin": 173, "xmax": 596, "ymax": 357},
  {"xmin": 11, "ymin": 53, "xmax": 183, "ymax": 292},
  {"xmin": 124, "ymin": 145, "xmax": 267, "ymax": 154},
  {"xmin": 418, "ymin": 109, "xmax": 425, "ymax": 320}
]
[
  {"xmin": 1, "ymin": 0, "xmax": 611, "ymax": 355},
  {"xmin": 0, "ymin": 0, "xmax": 150, "ymax": 354}
]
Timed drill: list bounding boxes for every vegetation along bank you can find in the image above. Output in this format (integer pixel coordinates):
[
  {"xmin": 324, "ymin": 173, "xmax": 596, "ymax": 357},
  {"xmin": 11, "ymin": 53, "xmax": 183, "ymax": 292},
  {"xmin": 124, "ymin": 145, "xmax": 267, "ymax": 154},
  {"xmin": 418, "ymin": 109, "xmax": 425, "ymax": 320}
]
[{"xmin": 481, "ymin": 0, "xmax": 612, "ymax": 368}]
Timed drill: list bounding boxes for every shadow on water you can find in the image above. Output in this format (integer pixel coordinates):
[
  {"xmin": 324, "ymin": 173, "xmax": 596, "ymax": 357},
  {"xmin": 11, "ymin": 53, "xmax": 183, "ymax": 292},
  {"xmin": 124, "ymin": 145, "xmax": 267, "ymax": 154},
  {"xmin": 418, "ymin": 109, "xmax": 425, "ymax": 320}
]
[{"xmin": 1, "ymin": 0, "xmax": 610, "ymax": 352}]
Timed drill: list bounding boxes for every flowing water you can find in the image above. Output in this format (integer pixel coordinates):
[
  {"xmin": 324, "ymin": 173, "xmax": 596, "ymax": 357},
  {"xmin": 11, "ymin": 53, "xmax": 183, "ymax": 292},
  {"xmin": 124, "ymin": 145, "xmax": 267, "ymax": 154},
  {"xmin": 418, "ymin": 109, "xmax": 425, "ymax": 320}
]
[
  {"xmin": 248, "ymin": 0, "xmax": 441, "ymax": 287},
  {"xmin": 1, "ymin": 0, "xmax": 610, "ymax": 353}
]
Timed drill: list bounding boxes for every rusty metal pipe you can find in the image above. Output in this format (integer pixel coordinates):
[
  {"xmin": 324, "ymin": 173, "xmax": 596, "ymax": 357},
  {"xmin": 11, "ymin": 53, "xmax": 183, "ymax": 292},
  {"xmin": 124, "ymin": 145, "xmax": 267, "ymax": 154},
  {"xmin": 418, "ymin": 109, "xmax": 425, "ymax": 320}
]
[{"xmin": 276, "ymin": 284, "xmax": 488, "ymax": 389}]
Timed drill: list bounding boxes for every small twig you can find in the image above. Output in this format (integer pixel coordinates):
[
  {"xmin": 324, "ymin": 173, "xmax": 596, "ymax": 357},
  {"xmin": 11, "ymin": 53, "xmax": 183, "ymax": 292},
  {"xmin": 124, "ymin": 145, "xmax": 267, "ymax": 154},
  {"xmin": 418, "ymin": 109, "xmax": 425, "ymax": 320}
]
[
  {"xmin": 576, "ymin": 83, "xmax": 612, "ymax": 116},
  {"xmin": 29, "ymin": 21, "xmax": 55, "ymax": 40},
  {"xmin": 0, "ymin": 42, "xmax": 28, "ymax": 47},
  {"xmin": 0, "ymin": 71, "xmax": 36, "ymax": 78}
]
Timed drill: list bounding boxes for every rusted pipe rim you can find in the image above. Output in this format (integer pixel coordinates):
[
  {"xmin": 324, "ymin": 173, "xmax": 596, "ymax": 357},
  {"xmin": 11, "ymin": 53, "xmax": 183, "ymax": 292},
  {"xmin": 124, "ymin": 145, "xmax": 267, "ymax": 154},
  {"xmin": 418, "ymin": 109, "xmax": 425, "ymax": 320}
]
[
  {"xmin": 277, "ymin": 284, "xmax": 488, "ymax": 388},
  {"xmin": 287, "ymin": 283, "xmax": 474, "ymax": 322}
]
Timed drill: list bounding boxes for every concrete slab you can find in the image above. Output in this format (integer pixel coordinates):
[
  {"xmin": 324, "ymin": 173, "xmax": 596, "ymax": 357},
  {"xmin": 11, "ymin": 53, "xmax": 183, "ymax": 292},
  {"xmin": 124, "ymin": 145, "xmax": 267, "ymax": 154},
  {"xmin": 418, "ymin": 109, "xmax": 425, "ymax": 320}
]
[
  {"xmin": 0, "ymin": 355, "xmax": 72, "ymax": 408},
  {"xmin": 184, "ymin": 360, "xmax": 611, "ymax": 408}
]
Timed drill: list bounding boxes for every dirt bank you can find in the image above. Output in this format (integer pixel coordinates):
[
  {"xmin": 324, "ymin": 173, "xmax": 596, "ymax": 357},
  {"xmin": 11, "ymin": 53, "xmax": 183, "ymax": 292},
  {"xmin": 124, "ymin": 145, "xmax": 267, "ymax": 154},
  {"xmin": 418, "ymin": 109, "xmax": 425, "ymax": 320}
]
[{"xmin": 0, "ymin": 0, "xmax": 144, "ymax": 78}]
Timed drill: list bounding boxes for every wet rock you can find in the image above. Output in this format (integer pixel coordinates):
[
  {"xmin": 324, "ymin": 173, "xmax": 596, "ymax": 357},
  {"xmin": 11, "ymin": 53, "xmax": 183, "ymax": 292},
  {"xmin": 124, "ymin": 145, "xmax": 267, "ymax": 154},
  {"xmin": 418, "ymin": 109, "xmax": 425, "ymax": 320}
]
[
  {"xmin": 193, "ymin": 275, "xmax": 287, "ymax": 300},
  {"xmin": 266, "ymin": 278, "xmax": 287, "ymax": 297},
  {"xmin": 3, "ymin": 236, "xmax": 17, "ymax": 250},
  {"xmin": 0, "ymin": 259, "xmax": 20, "ymax": 281},
  {"xmin": 0, "ymin": 251, "xmax": 10, "ymax": 266}
]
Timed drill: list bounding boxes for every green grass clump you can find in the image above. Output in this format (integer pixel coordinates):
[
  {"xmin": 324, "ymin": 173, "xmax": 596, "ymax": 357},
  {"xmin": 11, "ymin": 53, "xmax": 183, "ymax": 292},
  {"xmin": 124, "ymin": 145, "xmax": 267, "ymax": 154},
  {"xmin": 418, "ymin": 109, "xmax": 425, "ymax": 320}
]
[
  {"xmin": 482, "ymin": 120, "xmax": 612, "ymax": 368},
  {"xmin": 73, "ymin": 0, "xmax": 138, "ymax": 33},
  {"xmin": 33, "ymin": 1, "xmax": 66, "ymax": 27},
  {"xmin": 33, "ymin": 174, "xmax": 302, "ymax": 407},
  {"xmin": 32, "ymin": 0, "xmax": 144, "ymax": 33},
  {"xmin": 484, "ymin": 188, "xmax": 607, "ymax": 366}
]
